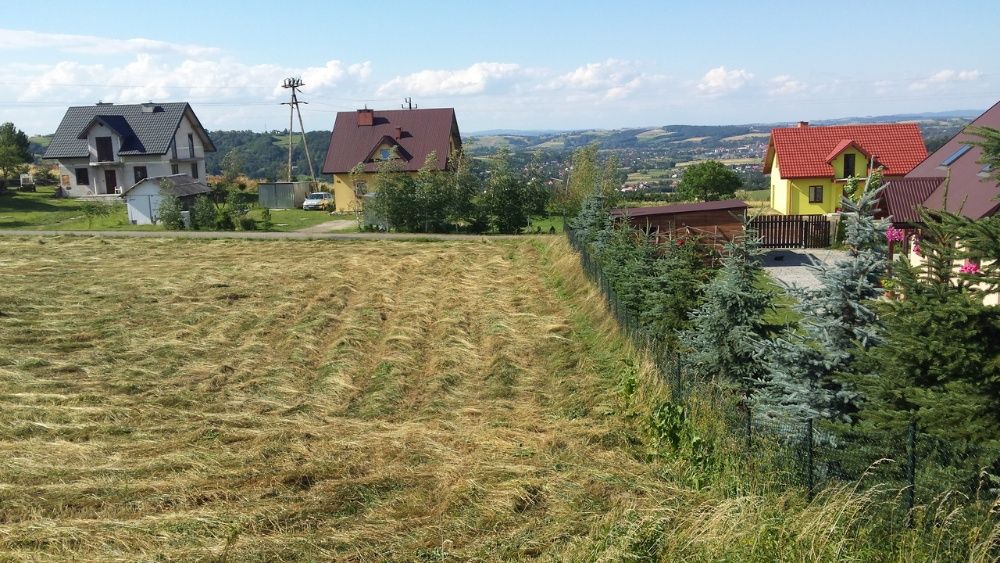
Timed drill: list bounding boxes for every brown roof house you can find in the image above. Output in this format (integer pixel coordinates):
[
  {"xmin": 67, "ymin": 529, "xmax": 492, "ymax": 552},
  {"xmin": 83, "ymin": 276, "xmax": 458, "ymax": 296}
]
[
  {"xmin": 321, "ymin": 108, "xmax": 462, "ymax": 212},
  {"xmin": 879, "ymin": 100, "xmax": 1000, "ymax": 225}
]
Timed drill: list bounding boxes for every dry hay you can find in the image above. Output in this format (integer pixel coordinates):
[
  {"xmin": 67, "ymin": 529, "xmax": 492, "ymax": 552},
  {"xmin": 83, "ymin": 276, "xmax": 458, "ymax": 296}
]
[{"xmin": 0, "ymin": 236, "xmax": 684, "ymax": 561}]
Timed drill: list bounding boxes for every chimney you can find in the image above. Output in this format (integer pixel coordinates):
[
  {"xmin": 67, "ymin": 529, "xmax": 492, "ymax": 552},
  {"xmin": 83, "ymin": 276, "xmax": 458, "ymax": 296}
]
[
  {"xmin": 797, "ymin": 121, "xmax": 809, "ymax": 128},
  {"xmin": 394, "ymin": 127, "xmax": 403, "ymax": 140},
  {"xmin": 357, "ymin": 108, "xmax": 374, "ymax": 126}
]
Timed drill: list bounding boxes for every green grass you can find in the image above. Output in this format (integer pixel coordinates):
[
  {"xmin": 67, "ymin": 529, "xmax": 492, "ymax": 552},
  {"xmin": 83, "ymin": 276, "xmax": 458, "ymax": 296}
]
[
  {"xmin": 0, "ymin": 187, "xmax": 360, "ymax": 232},
  {"xmin": 0, "ymin": 187, "xmax": 160, "ymax": 230},
  {"xmin": 527, "ymin": 214, "xmax": 564, "ymax": 234}
]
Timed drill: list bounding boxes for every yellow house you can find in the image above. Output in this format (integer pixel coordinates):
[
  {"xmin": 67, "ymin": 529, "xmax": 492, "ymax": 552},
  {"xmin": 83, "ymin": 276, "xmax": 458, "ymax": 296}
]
[
  {"xmin": 321, "ymin": 108, "xmax": 462, "ymax": 212},
  {"xmin": 763, "ymin": 122, "xmax": 927, "ymax": 215}
]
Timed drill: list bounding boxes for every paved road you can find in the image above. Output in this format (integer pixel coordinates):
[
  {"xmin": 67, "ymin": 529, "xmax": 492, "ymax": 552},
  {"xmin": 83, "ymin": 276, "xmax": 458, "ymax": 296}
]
[
  {"xmin": 761, "ymin": 248, "xmax": 848, "ymax": 291},
  {"xmin": 0, "ymin": 229, "xmax": 529, "ymax": 241},
  {"xmin": 296, "ymin": 219, "xmax": 357, "ymax": 233}
]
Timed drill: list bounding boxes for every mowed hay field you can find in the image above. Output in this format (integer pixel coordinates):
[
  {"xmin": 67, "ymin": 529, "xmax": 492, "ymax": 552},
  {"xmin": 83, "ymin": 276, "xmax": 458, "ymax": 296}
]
[{"xmin": 0, "ymin": 236, "xmax": 686, "ymax": 561}]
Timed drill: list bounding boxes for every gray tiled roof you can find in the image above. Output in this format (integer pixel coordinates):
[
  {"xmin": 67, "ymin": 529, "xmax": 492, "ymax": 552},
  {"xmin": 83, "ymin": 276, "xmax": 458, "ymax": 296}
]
[
  {"xmin": 120, "ymin": 173, "xmax": 211, "ymax": 197},
  {"xmin": 43, "ymin": 102, "xmax": 216, "ymax": 159}
]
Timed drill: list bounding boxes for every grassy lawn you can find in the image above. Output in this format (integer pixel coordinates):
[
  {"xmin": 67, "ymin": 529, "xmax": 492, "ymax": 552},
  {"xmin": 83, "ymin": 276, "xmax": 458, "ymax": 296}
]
[
  {"xmin": 0, "ymin": 187, "xmax": 357, "ymax": 232},
  {"xmin": 0, "ymin": 187, "xmax": 160, "ymax": 230},
  {"xmin": 0, "ymin": 236, "xmax": 683, "ymax": 559},
  {"xmin": 527, "ymin": 214, "xmax": 564, "ymax": 233}
]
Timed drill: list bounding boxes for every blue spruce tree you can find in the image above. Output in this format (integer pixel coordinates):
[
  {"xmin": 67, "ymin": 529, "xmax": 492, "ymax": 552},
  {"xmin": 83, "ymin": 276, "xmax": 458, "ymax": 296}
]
[{"xmin": 756, "ymin": 171, "xmax": 889, "ymax": 424}]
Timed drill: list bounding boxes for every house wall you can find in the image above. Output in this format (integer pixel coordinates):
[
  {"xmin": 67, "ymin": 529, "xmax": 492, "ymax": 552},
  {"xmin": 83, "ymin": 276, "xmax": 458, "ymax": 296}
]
[
  {"xmin": 770, "ymin": 149, "xmax": 871, "ymax": 215},
  {"xmin": 332, "ymin": 172, "xmax": 379, "ymax": 212},
  {"xmin": 769, "ymin": 155, "xmax": 789, "ymax": 214}
]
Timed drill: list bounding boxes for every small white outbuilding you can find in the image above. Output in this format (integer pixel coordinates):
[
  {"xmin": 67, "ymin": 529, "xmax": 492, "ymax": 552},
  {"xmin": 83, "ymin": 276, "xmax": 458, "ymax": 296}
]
[{"xmin": 121, "ymin": 174, "xmax": 211, "ymax": 225}]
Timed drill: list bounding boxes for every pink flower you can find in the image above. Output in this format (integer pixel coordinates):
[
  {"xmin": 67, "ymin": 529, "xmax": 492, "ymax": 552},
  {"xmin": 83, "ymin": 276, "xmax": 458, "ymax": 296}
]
[
  {"xmin": 910, "ymin": 235, "xmax": 922, "ymax": 257},
  {"xmin": 959, "ymin": 260, "xmax": 982, "ymax": 275},
  {"xmin": 886, "ymin": 227, "xmax": 906, "ymax": 243}
]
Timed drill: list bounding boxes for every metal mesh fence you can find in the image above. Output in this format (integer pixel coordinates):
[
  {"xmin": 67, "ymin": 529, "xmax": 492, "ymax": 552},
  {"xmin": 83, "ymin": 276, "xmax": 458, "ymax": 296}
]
[{"xmin": 565, "ymin": 226, "xmax": 1000, "ymax": 513}]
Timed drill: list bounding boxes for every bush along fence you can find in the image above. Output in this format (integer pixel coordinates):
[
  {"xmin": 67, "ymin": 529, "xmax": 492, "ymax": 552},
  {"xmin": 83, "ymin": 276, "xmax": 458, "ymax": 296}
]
[{"xmin": 565, "ymin": 225, "xmax": 1000, "ymax": 516}]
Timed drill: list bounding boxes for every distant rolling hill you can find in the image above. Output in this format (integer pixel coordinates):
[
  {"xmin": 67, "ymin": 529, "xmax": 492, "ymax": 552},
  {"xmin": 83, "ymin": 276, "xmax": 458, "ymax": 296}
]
[{"xmin": 463, "ymin": 110, "xmax": 980, "ymax": 155}]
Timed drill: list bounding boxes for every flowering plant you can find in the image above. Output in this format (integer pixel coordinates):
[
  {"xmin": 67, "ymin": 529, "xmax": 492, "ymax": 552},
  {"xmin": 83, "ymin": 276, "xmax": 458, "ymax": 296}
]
[
  {"xmin": 909, "ymin": 235, "xmax": 922, "ymax": 257},
  {"xmin": 959, "ymin": 260, "xmax": 982, "ymax": 275},
  {"xmin": 885, "ymin": 226, "xmax": 906, "ymax": 242}
]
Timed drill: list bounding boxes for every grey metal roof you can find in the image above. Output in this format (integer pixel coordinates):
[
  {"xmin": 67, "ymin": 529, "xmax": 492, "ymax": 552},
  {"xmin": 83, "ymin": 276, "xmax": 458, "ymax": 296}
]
[
  {"xmin": 43, "ymin": 102, "xmax": 216, "ymax": 159},
  {"xmin": 120, "ymin": 173, "xmax": 212, "ymax": 198}
]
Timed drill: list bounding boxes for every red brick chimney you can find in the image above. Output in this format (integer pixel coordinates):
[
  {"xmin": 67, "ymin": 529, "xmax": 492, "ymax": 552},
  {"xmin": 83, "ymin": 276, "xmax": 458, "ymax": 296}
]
[
  {"xmin": 797, "ymin": 121, "xmax": 809, "ymax": 128},
  {"xmin": 394, "ymin": 127, "xmax": 403, "ymax": 140},
  {"xmin": 357, "ymin": 108, "xmax": 374, "ymax": 126}
]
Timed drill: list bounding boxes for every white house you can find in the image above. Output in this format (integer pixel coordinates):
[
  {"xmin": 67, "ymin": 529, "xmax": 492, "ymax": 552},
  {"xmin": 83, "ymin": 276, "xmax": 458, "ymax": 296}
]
[
  {"xmin": 43, "ymin": 102, "xmax": 216, "ymax": 197},
  {"xmin": 121, "ymin": 174, "xmax": 211, "ymax": 225}
]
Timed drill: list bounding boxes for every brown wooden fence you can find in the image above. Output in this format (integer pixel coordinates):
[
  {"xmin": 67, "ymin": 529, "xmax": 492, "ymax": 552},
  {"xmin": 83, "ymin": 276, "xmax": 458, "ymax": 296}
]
[{"xmin": 749, "ymin": 214, "xmax": 831, "ymax": 248}]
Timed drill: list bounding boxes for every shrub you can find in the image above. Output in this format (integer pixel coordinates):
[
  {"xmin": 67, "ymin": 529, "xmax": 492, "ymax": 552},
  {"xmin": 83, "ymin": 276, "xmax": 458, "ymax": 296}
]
[
  {"xmin": 191, "ymin": 195, "xmax": 218, "ymax": 230},
  {"xmin": 157, "ymin": 195, "xmax": 184, "ymax": 230}
]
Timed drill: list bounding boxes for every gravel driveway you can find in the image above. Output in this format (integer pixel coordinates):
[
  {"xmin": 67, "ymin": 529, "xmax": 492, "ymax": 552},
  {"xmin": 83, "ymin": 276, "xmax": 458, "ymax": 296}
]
[{"xmin": 761, "ymin": 248, "xmax": 848, "ymax": 291}]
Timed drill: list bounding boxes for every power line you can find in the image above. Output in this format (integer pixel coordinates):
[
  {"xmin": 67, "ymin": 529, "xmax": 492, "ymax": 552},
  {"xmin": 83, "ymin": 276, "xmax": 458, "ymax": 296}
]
[{"xmin": 280, "ymin": 77, "xmax": 315, "ymax": 182}]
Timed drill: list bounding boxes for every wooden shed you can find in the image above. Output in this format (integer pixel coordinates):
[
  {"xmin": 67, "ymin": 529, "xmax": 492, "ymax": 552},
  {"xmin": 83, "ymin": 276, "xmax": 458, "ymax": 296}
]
[{"xmin": 610, "ymin": 199, "xmax": 748, "ymax": 244}]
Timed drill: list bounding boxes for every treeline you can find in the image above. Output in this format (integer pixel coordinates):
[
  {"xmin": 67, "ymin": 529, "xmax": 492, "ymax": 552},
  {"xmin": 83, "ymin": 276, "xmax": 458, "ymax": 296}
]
[
  {"xmin": 365, "ymin": 144, "xmax": 625, "ymax": 234},
  {"xmin": 204, "ymin": 130, "xmax": 331, "ymax": 181}
]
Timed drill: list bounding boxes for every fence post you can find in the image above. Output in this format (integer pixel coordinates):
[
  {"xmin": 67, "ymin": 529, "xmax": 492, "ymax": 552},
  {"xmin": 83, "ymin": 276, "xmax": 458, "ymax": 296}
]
[
  {"xmin": 906, "ymin": 419, "xmax": 917, "ymax": 527},
  {"xmin": 674, "ymin": 352, "xmax": 682, "ymax": 399},
  {"xmin": 745, "ymin": 403, "xmax": 752, "ymax": 453},
  {"xmin": 806, "ymin": 418, "xmax": 815, "ymax": 500}
]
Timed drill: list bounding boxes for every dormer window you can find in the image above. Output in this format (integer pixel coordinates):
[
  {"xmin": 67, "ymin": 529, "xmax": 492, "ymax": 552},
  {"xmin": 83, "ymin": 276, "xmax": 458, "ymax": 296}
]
[
  {"xmin": 379, "ymin": 148, "xmax": 392, "ymax": 160},
  {"xmin": 96, "ymin": 136, "xmax": 114, "ymax": 162},
  {"xmin": 843, "ymin": 153, "xmax": 856, "ymax": 178}
]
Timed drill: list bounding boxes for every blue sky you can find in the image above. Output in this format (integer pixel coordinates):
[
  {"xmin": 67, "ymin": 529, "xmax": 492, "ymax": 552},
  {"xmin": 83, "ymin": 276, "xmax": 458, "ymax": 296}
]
[{"xmin": 0, "ymin": 0, "xmax": 997, "ymax": 134}]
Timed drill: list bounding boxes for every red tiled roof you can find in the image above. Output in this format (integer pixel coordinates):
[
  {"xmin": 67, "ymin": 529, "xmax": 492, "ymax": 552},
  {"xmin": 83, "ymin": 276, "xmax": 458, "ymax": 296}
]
[
  {"xmin": 763, "ymin": 123, "xmax": 927, "ymax": 178},
  {"xmin": 321, "ymin": 108, "xmax": 461, "ymax": 174},
  {"xmin": 877, "ymin": 177, "xmax": 943, "ymax": 224},
  {"xmin": 824, "ymin": 139, "xmax": 871, "ymax": 163},
  {"xmin": 912, "ymin": 99, "xmax": 1000, "ymax": 220},
  {"xmin": 611, "ymin": 199, "xmax": 748, "ymax": 218}
]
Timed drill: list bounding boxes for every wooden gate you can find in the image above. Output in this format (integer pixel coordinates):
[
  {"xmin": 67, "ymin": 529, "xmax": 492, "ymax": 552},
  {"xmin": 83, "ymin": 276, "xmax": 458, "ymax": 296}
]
[{"xmin": 749, "ymin": 214, "xmax": 831, "ymax": 248}]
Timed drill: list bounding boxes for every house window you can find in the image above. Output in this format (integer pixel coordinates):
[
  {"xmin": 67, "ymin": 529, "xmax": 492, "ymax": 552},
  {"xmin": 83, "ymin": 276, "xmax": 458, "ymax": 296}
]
[
  {"xmin": 354, "ymin": 181, "xmax": 367, "ymax": 196},
  {"xmin": 133, "ymin": 166, "xmax": 148, "ymax": 183},
  {"xmin": 188, "ymin": 133, "xmax": 195, "ymax": 158},
  {"xmin": 809, "ymin": 185, "xmax": 824, "ymax": 203},
  {"xmin": 190, "ymin": 162, "xmax": 199, "ymax": 179},
  {"xmin": 75, "ymin": 168, "xmax": 90, "ymax": 186},
  {"xmin": 379, "ymin": 148, "xmax": 392, "ymax": 160},
  {"xmin": 843, "ymin": 153, "xmax": 856, "ymax": 178},
  {"xmin": 171, "ymin": 139, "xmax": 177, "ymax": 160},
  {"xmin": 171, "ymin": 163, "xmax": 179, "ymax": 175},
  {"xmin": 96, "ymin": 136, "xmax": 114, "ymax": 162}
]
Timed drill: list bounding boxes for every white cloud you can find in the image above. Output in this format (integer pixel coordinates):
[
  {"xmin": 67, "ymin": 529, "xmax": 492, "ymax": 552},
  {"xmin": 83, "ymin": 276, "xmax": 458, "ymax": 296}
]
[
  {"xmin": 540, "ymin": 59, "xmax": 667, "ymax": 102},
  {"xmin": 910, "ymin": 69, "xmax": 981, "ymax": 90},
  {"xmin": 697, "ymin": 66, "xmax": 753, "ymax": 95},
  {"xmin": 0, "ymin": 28, "xmax": 218, "ymax": 57},
  {"xmin": 377, "ymin": 62, "xmax": 523, "ymax": 96},
  {"xmin": 768, "ymin": 75, "xmax": 807, "ymax": 96}
]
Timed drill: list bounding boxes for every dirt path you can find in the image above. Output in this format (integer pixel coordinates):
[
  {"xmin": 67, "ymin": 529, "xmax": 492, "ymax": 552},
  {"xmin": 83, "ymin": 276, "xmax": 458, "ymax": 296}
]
[{"xmin": 296, "ymin": 219, "xmax": 356, "ymax": 233}]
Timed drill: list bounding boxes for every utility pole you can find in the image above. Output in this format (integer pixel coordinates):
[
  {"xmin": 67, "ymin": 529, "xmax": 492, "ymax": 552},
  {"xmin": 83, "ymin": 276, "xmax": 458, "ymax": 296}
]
[
  {"xmin": 281, "ymin": 77, "xmax": 316, "ymax": 183},
  {"xmin": 401, "ymin": 97, "xmax": 417, "ymax": 110}
]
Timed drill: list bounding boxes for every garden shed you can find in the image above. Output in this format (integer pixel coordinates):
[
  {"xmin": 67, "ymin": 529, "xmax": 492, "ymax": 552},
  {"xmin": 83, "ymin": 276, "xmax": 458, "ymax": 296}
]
[
  {"xmin": 120, "ymin": 173, "xmax": 210, "ymax": 225},
  {"xmin": 611, "ymin": 199, "xmax": 748, "ymax": 244},
  {"xmin": 258, "ymin": 181, "xmax": 311, "ymax": 209}
]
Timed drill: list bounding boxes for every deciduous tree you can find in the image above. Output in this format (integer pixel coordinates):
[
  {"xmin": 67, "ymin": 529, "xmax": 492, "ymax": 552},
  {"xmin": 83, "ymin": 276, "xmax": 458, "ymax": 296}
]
[{"xmin": 677, "ymin": 160, "xmax": 742, "ymax": 201}]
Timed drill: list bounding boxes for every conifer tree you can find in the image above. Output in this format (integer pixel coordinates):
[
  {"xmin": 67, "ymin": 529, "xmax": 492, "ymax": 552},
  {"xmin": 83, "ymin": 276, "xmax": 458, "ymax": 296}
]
[
  {"xmin": 756, "ymin": 171, "xmax": 889, "ymax": 424},
  {"xmin": 681, "ymin": 229, "xmax": 775, "ymax": 391},
  {"xmin": 853, "ymin": 205, "xmax": 1000, "ymax": 451}
]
